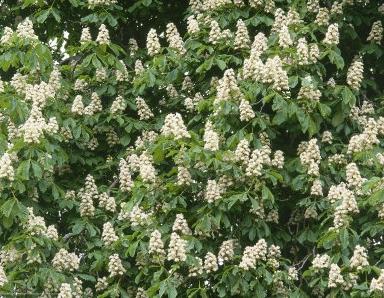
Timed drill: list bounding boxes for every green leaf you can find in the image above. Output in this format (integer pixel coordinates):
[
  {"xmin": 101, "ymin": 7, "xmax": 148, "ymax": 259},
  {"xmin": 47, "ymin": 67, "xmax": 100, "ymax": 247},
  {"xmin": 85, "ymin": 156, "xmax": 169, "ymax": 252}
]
[
  {"xmin": 0, "ymin": 198, "xmax": 16, "ymax": 218},
  {"xmin": 31, "ymin": 161, "xmax": 43, "ymax": 179},
  {"xmin": 17, "ymin": 159, "xmax": 31, "ymax": 180},
  {"xmin": 341, "ymin": 86, "xmax": 356, "ymax": 107},
  {"xmin": 215, "ymin": 59, "xmax": 226, "ymax": 70},
  {"xmin": 318, "ymin": 103, "xmax": 331, "ymax": 117},
  {"xmin": 36, "ymin": 9, "xmax": 51, "ymax": 23},
  {"xmin": 328, "ymin": 50, "xmax": 345, "ymax": 69},
  {"xmin": 262, "ymin": 185, "xmax": 274, "ymax": 203}
]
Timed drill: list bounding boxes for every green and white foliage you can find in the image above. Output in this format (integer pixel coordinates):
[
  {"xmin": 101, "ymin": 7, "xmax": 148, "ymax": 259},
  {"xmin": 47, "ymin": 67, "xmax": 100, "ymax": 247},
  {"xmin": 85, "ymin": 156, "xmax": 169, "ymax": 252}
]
[{"xmin": 1, "ymin": 0, "xmax": 384, "ymax": 297}]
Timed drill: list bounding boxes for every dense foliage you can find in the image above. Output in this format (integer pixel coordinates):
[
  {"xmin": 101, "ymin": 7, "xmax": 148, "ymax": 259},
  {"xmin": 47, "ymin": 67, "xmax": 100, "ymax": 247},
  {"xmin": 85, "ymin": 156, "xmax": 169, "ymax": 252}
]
[{"xmin": 1, "ymin": 0, "xmax": 384, "ymax": 297}]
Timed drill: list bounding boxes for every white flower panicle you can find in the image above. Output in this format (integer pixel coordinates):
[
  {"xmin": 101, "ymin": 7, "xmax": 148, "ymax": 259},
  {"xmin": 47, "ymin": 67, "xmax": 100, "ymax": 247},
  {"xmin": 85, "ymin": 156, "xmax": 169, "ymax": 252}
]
[
  {"xmin": 127, "ymin": 205, "xmax": 151, "ymax": 227},
  {"xmin": 57, "ymin": 283, "xmax": 72, "ymax": 298},
  {"xmin": 166, "ymin": 23, "xmax": 186, "ymax": 55},
  {"xmin": 0, "ymin": 265, "xmax": 7, "ymax": 287},
  {"xmin": 24, "ymin": 207, "xmax": 47, "ymax": 236},
  {"xmin": 149, "ymin": 230, "xmax": 165, "ymax": 255},
  {"xmin": 95, "ymin": 277, "xmax": 108, "ymax": 292},
  {"xmin": 370, "ymin": 270, "xmax": 384, "ymax": 293},
  {"xmin": 312, "ymin": 254, "xmax": 330, "ymax": 270},
  {"xmin": 209, "ymin": 20, "xmax": 223, "ymax": 44},
  {"xmin": 239, "ymin": 98, "xmax": 255, "ymax": 122},
  {"xmin": 271, "ymin": 150, "xmax": 284, "ymax": 169},
  {"xmin": 110, "ymin": 95, "xmax": 125, "ymax": 114},
  {"xmin": 1, "ymin": 27, "xmax": 14, "ymax": 44},
  {"xmin": 252, "ymin": 32, "xmax": 268, "ymax": 55},
  {"xmin": 177, "ymin": 166, "xmax": 192, "ymax": 186},
  {"xmin": 52, "ymin": 248, "xmax": 80, "ymax": 272},
  {"xmin": 74, "ymin": 78, "xmax": 87, "ymax": 91},
  {"xmin": 134, "ymin": 59, "xmax": 145, "ymax": 75},
  {"xmin": 298, "ymin": 139, "xmax": 321, "ymax": 176},
  {"xmin": 119, "ymin": 159, "xmax": 133, "ymax": 192},
  {"xmin": 246, "ymin": 149, "xmax": 264, "ymax": 177},
  {"xmin": 16, "ymin": 18, "xmax": 38, "ymax": 40},
  {"xmin": 147, "ymin": 29, "xmax": 161, "ymax": 56},
  {"xmin": 307, "ymin": 0, "xmax": 319, "ymax": 13},
  {"xmin": 347, "ymin": 59, "xmax": 364, "ymax": 91},
  {"xmin": 288, "ymin": 267, "xmax": 299, "ymax": 281},
  {"xmin": 78, "ymin": 174, "xmax": 98, "ymax": 217},
  {"xmin": 129, "ymin": 38, "xmax": 139, "ymax": 54},
  {"xmin": 328, "ymin": 264, "xmax": 344, "ymax": 288},
  {"xmin": 189, "ymin": 257, "xmax": 203, "ymax": 277},
  {"xmin": 80, "ymin": 27, "xmax": 92, "ymax": 43},
  {"xmin": 98, "ymin": 192, "xmax": 116, "ymax": 212},
  {"xmin": 239, "ymin": 239, "xmax": 267, "ymax": 270},
  {"xmin": 138, "ymin": 152, "xmax": 156, "ymax": 183},
  {"xmin": 11, "ymin": 73, "xmax": 27, "ymax": 95},
  {"xmin": 297, "ymin": 38, "xmax": 309, "ymax": 65},
  {"xmin": 310, "ymin": 44, "xmax": 320, "ymax": 63},
  {"xmin": 218, "ymin": 240, "xmax": 235, "ymax": 265},
  {"xmin": 102, "ymin": 222, "xmax": 118, "ymax": 246},
  {"xmin": 331, "ymin": 189, "xmax": 359, "ymax": 230},
  {"xmin": 167, "ymin": 232, "xmax": 187, "ymax": 262},
  {"xmin": 234, "ymin": 19, "xmax": 250, "ymax": 50},
  {"xmin": 346, "ymin": 162, "xmax": 366, "ymax": 190},
  {"xmin": 87, "ymin": 0, "xmax": 117, "ymax": 8},
  {"xmin": 322, "ymin": 130, "xmax": 333, "ymax": 144},
  {"xmin": 95, "ymin": 67, "xmax": 107, "ymax": 81},
  {"xmin": 272, "ymin": 8, "xmax": 287, "ymax": 33},
  {"xmin": 315, "ymin": 8, "xmax": 330, "ymax": 26},
  {"xmin": 350, "ymin": 245, "xmax": 369, "ymax": 270},
  {"xmin": 204, "ymin": 121, "xmax": 219, "ymax": 151},
  {"xmin": 71, "ymin": 95, "xmax": 84, "ymax": 115},
  {"xmin": 161, "ymin": 113, "xmax": 190, "ymax": 139},
  {"xmin": 172, "ymin": 214, "xmax": 191, "ymax": 235},
  {"xmin": 187, "ymin": 16, "xmax": 200, "ymax": 34},
  {"xmin": 367, "ymin": 21, "xmax": 383, "ymax": 44},
  {"xmin": 310, "ymin": 179, "xmax": 323, "ymax": 196},
  {"xmin": 46, "ymin": 225, "xmax": 59, "ymax": 240},
  {"xmin": 278, "ymin": 25, "xmax": 292, "ymax": 48},
  {"xmin": 249, "ymin": 0, "xmax": 263, "ymax": 8},
  {"xmin": 96, "ymin": 24, "xmax": 110, "ymax": 44},
  {"xmin": 327, "ymin": 182, "xmax": 350, "ymax": 203},
  {"xmin": 204, "ymin": 252, "xmax": 218, "ymax": 273},
  {"xmin": 347, "ymin": 118, "xmax": 379, "ymax": 154},
  {"xmin": 323, "ymin": 23, "xmax": 339, "ymax": 45},
  {"xmin": 263, "ymin": 56, "xmax": 290, "ymax": 92},
  {"xmin": 108, "ymin": 254, "xmax": 126, "ymax": 277},
  {"xmin": 0, "ymin": 153, "xmax": 15, "ymax": 181},
  {"xmin": 297, "ymin": 77, "xmax": 321, "ymax": 101},
  {"xmin": 84, "ymin": 92, "xmax": 102, "ymax": 115},
  {"xmin": 135, "ymin": 130, "xmax": 158, "ymax": 149},
  {"xmin": 205, "ymin": 179, "xmax": 222, "ymax": 203},
  {"xmin": 215, "ymin": 69, "xmax": 240, "ymax": 104},
  {"xmin": 235, "ymin": 139, "xmax": 250, "ymax": 164},
  {"xmin": 116, "ymin": 60, "xmax": 129, "ymax": 81},
  {"xmin": 136, "ymin": 96, "xmax": 154, "ymax": 120}
]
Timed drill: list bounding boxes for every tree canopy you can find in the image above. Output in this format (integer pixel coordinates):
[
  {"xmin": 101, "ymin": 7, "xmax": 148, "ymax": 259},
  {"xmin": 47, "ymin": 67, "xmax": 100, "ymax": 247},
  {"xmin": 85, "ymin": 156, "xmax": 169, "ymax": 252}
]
[{"xmin": 0, "ymin": 0, "xmax": 384, "ymax": 297}]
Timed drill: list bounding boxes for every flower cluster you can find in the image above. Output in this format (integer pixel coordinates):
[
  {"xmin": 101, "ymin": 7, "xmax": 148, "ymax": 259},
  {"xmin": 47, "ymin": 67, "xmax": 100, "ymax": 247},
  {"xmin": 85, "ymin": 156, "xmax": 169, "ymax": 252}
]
[
  {"xmin": 108, "ymin": 254, "xmax": 126, "ymax": 277},
  {"xmin": 52, "ymin": 248, "xmax": 80, "ymax": 272},
  {"xmin": 298, "ymin": 139, "xmax": 321, "ymax": 176},
  {"xmin": 102, "ymin": 222, "xmax": 119, "ymax": 246},
  {"xmin": 147, "ymin": 29, "xmax": 161, "ymax": 56},
  {"xmin": 161, "ymin": 113, "xmax": 190, "ymax": 140},
  {"xmin": 239, "ymin": 239, "xmax": 268, "ymax": 270},
  {"xmin": 167, "ymin": 232, "xmax": 187, "ymax": 262},
  {"xmin": 148, "ymin": 230, "xmax": 165, "ymax": 256},
  {"xmin": 349, "ymin": 245, "xmax": 369, "ymax": 270},
  {"xmin": 166, "ymin": 23, "xmax": 186, "ymax": 55}
]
